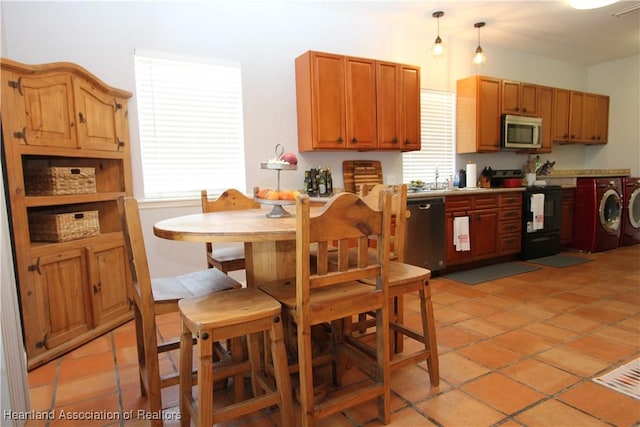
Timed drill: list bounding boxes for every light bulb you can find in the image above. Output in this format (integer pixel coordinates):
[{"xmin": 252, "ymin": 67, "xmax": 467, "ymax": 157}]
[{"xmin": 472, "ymin": 47, "xmax": 486, "ymax": 65}]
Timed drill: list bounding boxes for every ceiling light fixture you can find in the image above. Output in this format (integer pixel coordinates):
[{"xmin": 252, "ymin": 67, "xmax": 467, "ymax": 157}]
[
  {"xmin": 432, "ymin": 11, "xmax": 445, "ymax": 57},
  {"xmin": 568, "ymin": 0, "xmax": 618, "ymax": 9},
  {"xmin": 472, "ymin": 22, "xmax": 487, "ymax": 65}
]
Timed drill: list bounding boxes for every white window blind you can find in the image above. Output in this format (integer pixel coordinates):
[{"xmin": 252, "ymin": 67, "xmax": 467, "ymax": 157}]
[
  {"xmin": 134, "ymin": 50, "xmax": 246, "ymax": 199},
  {"xmin": 402, "ymin": 89, "xmax": 455, "ymax": 186}
]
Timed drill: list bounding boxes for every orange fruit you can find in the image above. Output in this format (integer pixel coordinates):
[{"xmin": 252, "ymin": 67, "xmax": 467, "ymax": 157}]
[
  {"xmin": 265, "ymin": 190, "xmax": 279, "ymax": 200},
  {"xmin": 256, "ymin": 188, "xmax": 269, "ymax": 198}
]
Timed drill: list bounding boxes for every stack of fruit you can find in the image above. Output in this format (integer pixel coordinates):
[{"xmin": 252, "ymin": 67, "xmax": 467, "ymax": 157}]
[{"xmin": 255, "ymin": 188, "xmax": 300, "ymax": 201}]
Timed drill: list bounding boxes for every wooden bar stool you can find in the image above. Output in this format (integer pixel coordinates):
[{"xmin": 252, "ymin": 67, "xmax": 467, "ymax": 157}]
[{"xmin": 178, "ymin": 288, "xmax": 294, "ymax": 427}]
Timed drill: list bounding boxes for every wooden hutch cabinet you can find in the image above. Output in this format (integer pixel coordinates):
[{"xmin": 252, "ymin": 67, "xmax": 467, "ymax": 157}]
[
  {"xmin": 295, "ymin": 50, "xmax": 420, "ymax": 152},
  {"xmin": 1, "ymin": 58, "xmax": 133, "ymax": 369}
]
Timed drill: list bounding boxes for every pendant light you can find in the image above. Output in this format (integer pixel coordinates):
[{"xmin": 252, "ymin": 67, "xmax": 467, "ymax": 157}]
[
  {"xmin": 472, "ymin": 22, "xmax": 487, "ymax": 65},
  {"xmin": 432, "ymin": 11, "xmax": 445, "ymax": 57}
]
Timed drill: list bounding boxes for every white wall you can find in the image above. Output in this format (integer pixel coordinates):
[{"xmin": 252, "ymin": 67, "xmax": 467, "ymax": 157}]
[{"xmin": 1, "ymin": 1, "xmax": 638, "ymax": 278}]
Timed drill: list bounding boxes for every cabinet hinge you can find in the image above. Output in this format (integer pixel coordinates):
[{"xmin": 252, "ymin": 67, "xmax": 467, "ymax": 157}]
[
  {"xmin": 93, "ymin": 283, "xmax": 101, "ymax": 294},
  {"xmin": 8, "ymin": 77, "xmax": 23, "ymax": 95},
  {"xmin": 13, "ymin": 127, "xmax": 28, "ymax": 144},
  {"xmin": 114, "ymin": 99, "xmax": 123, "ymax": 110},
  {"xmin": 28, "ymin": 258, "xmax": 42, "ymax": 275},
  {"xmin": 117, "ymin": 138, "xmax": 125, "ymax": 150}
]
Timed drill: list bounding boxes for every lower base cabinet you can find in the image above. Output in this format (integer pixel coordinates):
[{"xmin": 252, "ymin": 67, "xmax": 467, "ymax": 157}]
[
  {"xmin": 561, "ymin": 189, "xmax": 575, "ymax": 246},
  {"xmin": 24, "ymin": 236, "xmax": 132, "ymax": 369},
  {"xmin": 446, "ymin": 192, "xmax": 522, "ymax": 267}
]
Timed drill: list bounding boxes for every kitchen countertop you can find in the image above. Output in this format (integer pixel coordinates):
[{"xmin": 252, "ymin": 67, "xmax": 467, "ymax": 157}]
[
  {"xmin": 545, "ymin": 168, "xmax": 631, "ymax": 178},
  {"xmin": 407, "ymin": 187, "xmax": 525, "ymax": 199}
]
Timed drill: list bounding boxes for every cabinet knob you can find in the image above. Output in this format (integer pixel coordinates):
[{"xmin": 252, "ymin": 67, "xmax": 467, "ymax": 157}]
[
  {"xmin": 404, "ymin": 139, "xmax": 411, "ymax": 145},
  {"xmin": 392, "ymin": 138, "xmax": 399, "ymax": 144},
  {"xmin": 337, "ymin": 137, "xmax": 344, "ymax": 144},
  {"xmin": 351, "ymin": 137, "xmax": 358, "ymax": 144}
]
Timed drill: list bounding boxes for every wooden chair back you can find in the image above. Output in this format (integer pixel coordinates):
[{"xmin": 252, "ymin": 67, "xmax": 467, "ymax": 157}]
[
  {"xmin": 361, "ymin": 184, "xmax": 408, "ymax": 262},
  {"xmin": 201, "ymin": 188, "xmax": 260, "ymax": 213},
  {"xmin": 200, "ymin": 189, "xmax": 260, "ymax": 271},
  {"xmin": 300, "ymin": 191, "xmax": 391, "ymax": 299},
  {"xmin": 295, "ymin": 191, "xmax": 393, "ymax": 424}
]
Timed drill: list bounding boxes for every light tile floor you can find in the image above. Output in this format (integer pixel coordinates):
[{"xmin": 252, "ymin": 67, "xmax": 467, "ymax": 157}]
[{"xmin": 27, "ymin": 246, "xmax": 640, "ymax": 426}]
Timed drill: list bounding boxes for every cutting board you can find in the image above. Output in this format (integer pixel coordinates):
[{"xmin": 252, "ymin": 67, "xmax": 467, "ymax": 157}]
[{"xmin": 343, "ymin": 160, "xmax": 383, "ymax": 193}]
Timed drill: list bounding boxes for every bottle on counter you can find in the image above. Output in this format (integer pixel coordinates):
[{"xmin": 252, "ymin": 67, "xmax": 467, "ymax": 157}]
[
  {"xmin": 318, "ymin": 169, "xmax": 327, "ymax": 196},
  {"xmin": 304, "ymin": 170, "xmax": 313, "ymax": 196},
  {"xmin": 310, "ymin": 168, "xmax": 318, "ymax": 196},
  {"xmin": 326, "ymin": 166, "xmax": 333, "ymax": 195}
]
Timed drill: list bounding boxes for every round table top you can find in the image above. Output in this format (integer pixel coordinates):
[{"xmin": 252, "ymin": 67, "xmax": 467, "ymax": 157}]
[{"xmin": 153, "ymin": 206, "xmax": 301, "ymax": 243}]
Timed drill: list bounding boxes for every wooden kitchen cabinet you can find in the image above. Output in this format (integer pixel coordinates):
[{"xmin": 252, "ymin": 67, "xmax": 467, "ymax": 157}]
[
  {"xmin": 456, "ymin": 75, "xmax": 502, "ymax": 153},
  {"xmin": 296, "ymin": 50, "xmax": 420, "ymax": 152},
  {"xmin": 552, "ymin": 88, "xmax": 571, "ymax": 143},
  {"xmin": 553, "ymin": 88, "xmax": 609, "ymax": 144},
  {"xmin": 581, "ymin": 94, "xmax": 609, "ymax": 144},
  {"xmin": 561, "ymin": 188, "xmax": 575, "ymax": 246},
  {"xmin": 446, "ymin": 192, "xmax": 522, "ymax": 267},
  {"xmin": 446, "ymin": 194, "xmax": 500, "ymax": 266},
  {"xmin": 1, "ymin": 58, "xmax": 133, "ymax": 369},
  {"xmin": 377, "ymin": 62, "xmax": 421, "ymax": 151},
  {"xmin": 517, "ymin": 85, "xmax": 553, "ymax": 154},
  {"xmin": 498, "ymin": 193, "xmax": 522, "ymax": 254},
  {"xmin": 502, "ymin": 80, "xmax": 537, "ymax": 116}
]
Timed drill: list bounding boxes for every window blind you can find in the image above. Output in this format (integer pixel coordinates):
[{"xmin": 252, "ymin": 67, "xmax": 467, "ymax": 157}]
[
  {"xmin": 134, "ymin": 50, "xmax": 246, "ymax": 199},
  {"xmin": 402, "ymin": 89, "xmax": 455, "ymax": 186}
]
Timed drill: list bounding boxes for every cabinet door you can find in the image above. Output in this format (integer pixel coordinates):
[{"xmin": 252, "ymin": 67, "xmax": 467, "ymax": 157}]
[
  {"xmin": 520, "ymin": 83, "xmax": 538, "ymax": 116},
  {"xmin": 580, "ymin": 93, "xmax": 598, "ymax": 143},
  {"xmin": 470, "ymin": 209, "xmax": 499, "ymax": 259},
  {"xmin": 399, "ymin": 65, "xmax": 420, "ymax": 151},
  {"xmin": 311, "ymin": 53, "xmax": 346, "ymax": 149},
  {"xmin": 376, "ymin": 62, "xmax": 401, "ymax": 149},
  {"xmin": 477, "ymin": 77, "xmax": 501, "ymax": 152},
  {"xmin": 536, "ymin": 86, "xmax": 553, "ymax": 153},
  {"xmin": 501, "ymin": 80, "xmax": 520, "ymax": 115},
  {"xmin": 73, "ymin": 78, "xmax": 122, "ymax": 151},
  {"xmin": 569, "ymin": 91, "xmax": 584, "ymax": 142},
  {"xmin": 345, "ymin": 57, "xmax": 377, "ymax": 149},
  {"xmin": 446, "ymin": 213, "xmax": 474, "ymax": 265},
  {"xmin": 552, "ymin": 88, "xmax": 571, "ymax": 143},
  {"xmin": 19, "ymin": 74, "xmax": 77, "ymax": 148},
  {"xmin": 595, "ymin": 95, "xmax": 609, "ymax": 143},
  {"xmin": 87, "ymin": 240, "xmax": 131, "ymax": 325},
  {"xmin": 27, "ymin": 250, "xmax": 93, "ymax": 357}
]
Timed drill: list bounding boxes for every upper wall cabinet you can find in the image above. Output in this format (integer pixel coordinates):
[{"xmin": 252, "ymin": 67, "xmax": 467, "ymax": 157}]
[
  {"xmin": 502, "ymin": 80, "xmax": 538, "ymax": 116},
  {"xmin": 553, "ymin": 89, "xmax": 609, "ymax": 144},
  {"xmin": 295, "ymin": 51, "xmax": 420, "ymax": 152},
  {"xmin": 456, "ymin": 75, "xmax": 502, "ymax": 153},
  {"xmin": 457, "ymin": 74, "xmax": 610, "ymax": 153}
]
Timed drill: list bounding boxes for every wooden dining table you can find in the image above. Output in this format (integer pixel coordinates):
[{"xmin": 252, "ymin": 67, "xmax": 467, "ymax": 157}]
[{"xmin": 153, "ymin": 205, "xmax": 315, "ymax": 287}]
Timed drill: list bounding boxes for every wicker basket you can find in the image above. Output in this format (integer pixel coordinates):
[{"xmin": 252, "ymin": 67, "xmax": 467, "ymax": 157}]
[
  {"xmin": 29, "ymin": 210, "xmax": 100, "ymax": 242},
  {"xmin": 25, "ymin": 167, "xmax": 97, "ymax": 196}
]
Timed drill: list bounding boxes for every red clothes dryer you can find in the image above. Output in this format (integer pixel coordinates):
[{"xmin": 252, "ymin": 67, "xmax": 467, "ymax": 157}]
[
  {"xmin": 571, "ymin": 177, "xmax": 622, "ymax": 252},
  {"xmin": 620, "ymin": 177, "xmax": 640, "ymax": 246}
]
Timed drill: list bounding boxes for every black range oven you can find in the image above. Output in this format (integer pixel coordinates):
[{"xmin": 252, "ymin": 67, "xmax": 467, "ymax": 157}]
[{"xmin": 520, "ymin": 185, "xmax": 563, "ymax": 260}]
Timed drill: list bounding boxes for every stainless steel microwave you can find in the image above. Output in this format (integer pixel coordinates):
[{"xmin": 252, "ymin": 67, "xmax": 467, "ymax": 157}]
[{"xmin": 502, "ymin": 115, "xmax": 542, "ymax": 149}]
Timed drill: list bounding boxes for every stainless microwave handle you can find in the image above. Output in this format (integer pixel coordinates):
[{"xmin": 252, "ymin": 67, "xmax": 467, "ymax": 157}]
[{"xmin": 534, "ymin": 124, "xmax": 541, "ymax": 146}]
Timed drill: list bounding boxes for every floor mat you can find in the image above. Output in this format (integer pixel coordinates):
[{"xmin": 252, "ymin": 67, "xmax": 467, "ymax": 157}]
[
  {"xmin": 442, "ymin": 262, "xmax": 540, "ymax": 285},
  {"xmin": 526, "ymin": 253, "xmax": 592, "ymax": 268},
  {"xmin": 593, "ymin": 358, "xmax": 640, "ymax": 400}
]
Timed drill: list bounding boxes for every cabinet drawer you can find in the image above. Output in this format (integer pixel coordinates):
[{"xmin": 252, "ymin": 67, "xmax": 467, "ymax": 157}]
[
  {"xmin": 500, "ymin": 207, "xmax": 522, "ymax": 221},
  {"xmin": 500, "ymin": 193, "xmax": 522, "ymax": 207},
  {"xmin": 499, "ymin": 220, "xmax": 521, "ymax": 235},
  {"xmin": 472, "ymin": 195, "xmax": 499, "ymax": 209},
  {"xmin": 446, "ymin": 196, "xmax": 471, "ymax": 212},
  {"xmin": 499, "ymin": 233, "xmax": 521, "ymax": 254}
]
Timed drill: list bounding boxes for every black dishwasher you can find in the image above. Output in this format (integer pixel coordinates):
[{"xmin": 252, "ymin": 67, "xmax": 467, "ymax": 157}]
[{"xmin": 403, "ymin": 197, "xmax": 446, "ymax": 271}]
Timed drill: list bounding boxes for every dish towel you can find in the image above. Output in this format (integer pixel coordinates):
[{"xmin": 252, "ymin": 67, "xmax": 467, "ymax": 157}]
[
  {"xmin": 531, "ymin": 193, "xmax": 545, "ymax": 230},
  {"xmin": 454, "ymin": 216, "xmax": 470, "ymax": 251}
]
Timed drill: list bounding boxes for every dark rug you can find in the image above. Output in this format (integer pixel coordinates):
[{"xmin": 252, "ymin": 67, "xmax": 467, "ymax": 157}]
[
  {"xmin": 526, "ymin": 253, "xmax": 592, "ymax": 268},
  {"xmin": 442, "ymin": 262, "xmax": 540, "ymax": 285}
]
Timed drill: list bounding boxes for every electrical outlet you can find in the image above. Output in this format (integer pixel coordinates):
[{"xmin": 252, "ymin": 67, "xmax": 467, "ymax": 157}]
[{"xmin": 387, "ymin": 174, "xmax": 396, "ymax": 185}]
